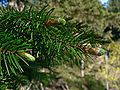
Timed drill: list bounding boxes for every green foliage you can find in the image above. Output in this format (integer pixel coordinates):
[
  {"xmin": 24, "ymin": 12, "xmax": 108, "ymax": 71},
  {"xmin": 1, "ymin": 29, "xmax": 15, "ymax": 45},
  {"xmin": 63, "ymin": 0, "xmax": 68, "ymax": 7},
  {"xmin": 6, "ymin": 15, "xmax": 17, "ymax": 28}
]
[
  {"xmin": 33, "ymin": 0, "xmax": 120, "ymax": 35},
  {"xmin": 0, "ymin": 6, "xmax": 99, "ymax": 89},
  {"xmin": 107, "ymin": 0, "xmax": 120, "ymax": 13},
  {"xmin": 0, "ymin": 31, "xmax": 32, "ymax": 75},
  {"xmin": 33, "ymin": 0, "xmax": 106, "ymax": 32},
  {"xmin": 0, "ymin": 0, "xmax": 119, "ymax": 89}
]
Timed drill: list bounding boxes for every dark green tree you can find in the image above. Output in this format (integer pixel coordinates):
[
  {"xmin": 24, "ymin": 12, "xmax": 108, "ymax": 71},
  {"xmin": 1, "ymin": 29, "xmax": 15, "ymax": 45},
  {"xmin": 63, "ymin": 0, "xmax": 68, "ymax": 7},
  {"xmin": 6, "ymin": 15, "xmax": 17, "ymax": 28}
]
[{"xmin": 107, "ymin": 0, "xmax": 120, "ymax": 13}]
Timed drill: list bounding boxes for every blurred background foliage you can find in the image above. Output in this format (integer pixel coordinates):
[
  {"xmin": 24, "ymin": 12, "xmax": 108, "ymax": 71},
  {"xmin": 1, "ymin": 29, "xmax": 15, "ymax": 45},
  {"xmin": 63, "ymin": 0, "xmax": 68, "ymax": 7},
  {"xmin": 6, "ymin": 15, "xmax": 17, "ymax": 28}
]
[{"xmin": 34, "ymin": 0, "xmax": 120, "ymax": 32}]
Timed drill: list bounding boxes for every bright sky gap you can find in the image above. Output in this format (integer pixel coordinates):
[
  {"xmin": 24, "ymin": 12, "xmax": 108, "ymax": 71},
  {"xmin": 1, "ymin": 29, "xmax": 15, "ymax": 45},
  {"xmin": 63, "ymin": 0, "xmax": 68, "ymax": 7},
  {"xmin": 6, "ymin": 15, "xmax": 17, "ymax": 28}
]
[{"xmin": 100, "ymin": 0, "xmax": 108, "ymax": 4}]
